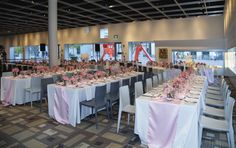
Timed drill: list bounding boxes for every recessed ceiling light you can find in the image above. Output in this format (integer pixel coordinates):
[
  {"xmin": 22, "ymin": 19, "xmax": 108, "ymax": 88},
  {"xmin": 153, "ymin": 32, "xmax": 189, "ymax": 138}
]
[{"xmin": 108, "ymin": 5, "xmax": 114, "ymax": 8}]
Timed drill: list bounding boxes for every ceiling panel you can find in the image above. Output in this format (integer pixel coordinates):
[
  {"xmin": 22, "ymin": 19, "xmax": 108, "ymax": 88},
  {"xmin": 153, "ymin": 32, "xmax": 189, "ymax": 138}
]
[{"xmin": 0, "ymin": 0, "xmax": 225, "ymax": 36}]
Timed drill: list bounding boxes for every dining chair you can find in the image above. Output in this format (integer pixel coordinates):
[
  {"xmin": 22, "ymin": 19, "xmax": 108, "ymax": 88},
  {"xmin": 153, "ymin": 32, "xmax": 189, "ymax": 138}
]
[
  {"xmin": 8, "ymin": 64, "xmax": 13, "ymax": 71},
  {"xmin": 23, "ymin": 65, "xmax": 28, "ymax": 70},
  {"xmin": 205, "ymin": 86, "xmax": 230, "ymax": 108},
  {"xmin": 152, "ymin": 75, "xmax": 158, "ymax": 87},
  {"xmin": 205, "ymin": 83, "xmax": 229, "ymax": 104},
  {"xmin": 2, "ymin": 72, "xmax": 13, "ymax": 77},
  {"xmin": 143, "ymin": 66, "xmax": 147, "ymax": 73},
  {"xmin": 148, "ymin": 68, "xmax": 153, "ymax": 73},
  {"xmin": 25, "ymin": 76, "xmax": 42, "ymax": 107},
  {"xmin": 80, "ymin": 85, "xmax": 109, "ymax": 129},
  {"xmin": 106, "ymin": 81, "xmax": 120, "ymax": 118},
  {"xmin": 52, "ymin": 74, "xmax": 62, "ymax": 82},
  {"xmin": 199, "ymin": 97, "xmax": 235, "ymax": 148},
  {"xmin": 206, "ymin": 82, "xmax": 228, "ymax": 100},
  {"xmin": 134, "ymin": 81, "xmax": 143, "ymax": 101},
  {"xmin": 117, "ymin": 85, "xmax": 135, "ymax": 133},
  {"xmin": 162, "ymin": 71, "xmax": 167, "ymax": 82},
  {"xmin": 138, "ymin": 65, "xmax": 142, "ymax": 72},
  {"xmin": 122, "ymin": 78, "xmax": 130, "ymax": 86},
  {"xmin": 207, "ymin": 79, "xmax": 226, "ymax": 96},
  {"xmin": 203, "ymin": 90, "xmax": 231, "ymax": 118},
  {"xmin": 88, "ymin": 64, "xmax": 95, "ymax": 69},
  {"xmin": 66, "ymin": 72, "xmax": 73, "ymax": 78},
  {"xmin": 129, "ymin": 76, "xmax": 137, "ymax": 97},
  {"xmin": 207, "ymin": 78, "xmax": 225, "ymax": 91},
  {"xmin": 2, "ymin": 64, "xmax": 7, "ymax": 72},
  {"xmin": 137, "ymin": 74, "xmax": 143, "ymax": 82},
  {"xmin": 40, "ymin": 77, "xmax": 54, "ymax": 112},
  {"xmin": 158, "ymin": 73, "xmax": 163, "ymax": 84},
  {"xmin": 145, "ymin": 78, "xmax": 153, "ymax": 92},
  {"xmin": 130, "ymin": 76, "xmax": 137, "ymax": 89}
]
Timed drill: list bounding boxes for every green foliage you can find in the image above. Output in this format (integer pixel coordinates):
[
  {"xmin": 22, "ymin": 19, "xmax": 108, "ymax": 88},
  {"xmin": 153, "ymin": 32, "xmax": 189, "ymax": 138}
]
[{"xmin": 14, "ymin": 47, "xmax": 23, "ymax": 55}]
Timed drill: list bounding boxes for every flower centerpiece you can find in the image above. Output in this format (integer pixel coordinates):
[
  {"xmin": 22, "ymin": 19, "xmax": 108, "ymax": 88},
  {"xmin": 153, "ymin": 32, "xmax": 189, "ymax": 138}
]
[
  {"xmin": 12, "ymin": 68, "xmax": 19, "ymax": 77},
  {"xmin": 163, "ymin": 83, "xmax": 174, "ymax": 100},
  {"xmin": 70, "ymin": 75, "xmax": 78, "ymax": 85},
  {"xmin": 95, "ymin": 70, "xmax": 106, "ymax": 78},
  {"xmin": 35, "ymin": 66, "xmax": 48, "ymax": 74},
  {"xmin": 179, "ymin": 71, "xmax": 189, "ymax": 79},
  {"xmin": 86, "ymin": 73, "xmax": 94, "ymax": 80},
  {"xmin": 62, "ymin": 75, "xmax": 69, "ymax": 86},
  {"xmin": 79, "ymin": 71, "xmax": 87, "ymax": 79},
  {"xmin": 110, "ymin": 66, "xmax": 121, "ymax": 75}
]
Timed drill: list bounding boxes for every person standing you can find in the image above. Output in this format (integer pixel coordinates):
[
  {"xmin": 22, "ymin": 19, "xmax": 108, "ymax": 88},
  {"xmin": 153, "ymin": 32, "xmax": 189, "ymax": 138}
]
[{"xmin": 2, "ymin": 50, "xmax": 7, "ymax": 63}]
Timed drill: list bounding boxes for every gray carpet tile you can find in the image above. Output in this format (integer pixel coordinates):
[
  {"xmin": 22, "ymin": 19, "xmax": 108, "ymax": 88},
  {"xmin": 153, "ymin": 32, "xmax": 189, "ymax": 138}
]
[{"xmin": 0, "ymin": 77, "xmax": 235, "ymax": 148}]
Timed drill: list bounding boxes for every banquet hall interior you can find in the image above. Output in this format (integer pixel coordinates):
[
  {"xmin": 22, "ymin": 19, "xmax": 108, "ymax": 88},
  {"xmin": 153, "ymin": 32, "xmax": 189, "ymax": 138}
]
[{"xmin": 0, "ymin": 0, "xmax": 236, "ymax": 147}]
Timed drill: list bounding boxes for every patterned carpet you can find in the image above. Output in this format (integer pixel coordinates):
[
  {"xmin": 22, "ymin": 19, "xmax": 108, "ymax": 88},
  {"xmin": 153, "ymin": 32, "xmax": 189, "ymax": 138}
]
[{"xmin": 0, "ymin": 78, "xmax": 235, "ymax": 148}]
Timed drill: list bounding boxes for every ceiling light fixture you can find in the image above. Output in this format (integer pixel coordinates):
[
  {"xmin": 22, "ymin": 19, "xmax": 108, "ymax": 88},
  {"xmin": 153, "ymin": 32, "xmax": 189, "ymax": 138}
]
[
  {"xmin": 108, "ymin": 5, "xmax": 114, "ymax": 8},
  {"xmin": 105, "ymin": 0, "xmax": 114, "ymax": 8}
]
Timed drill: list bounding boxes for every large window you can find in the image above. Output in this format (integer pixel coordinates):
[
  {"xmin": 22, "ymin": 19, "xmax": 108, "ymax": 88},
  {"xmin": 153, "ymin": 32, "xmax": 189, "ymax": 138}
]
[
  {"xmin": 172, "ymin": 50, "xmax": 224, "ymax": 67},
  {"xmin": 98, "ymin": 43, "xmax": 122, "ymax": 61},
  {"xmin": 129, "ymin": 42, "xmax": 156, "ymax": 65},
  {"xmin": 64, "ymin": 44, "xmax": 95, "ymax": 61},
  {"xmin": 25, "ymin": 45, "xmax": 48, "ymax": 61},
  {"xmin": 225, "ymin": 47, "xmax": 236, "ymax": 68},
  {"xmin": 10, "ymin": 46, "xmax": 24, "ymax": 61},
  {"xmin": 64, "ymin": 42, "xmax": 122, "ymax": 61},
  {"xmin": 115, "ymin": 43, "xmax": 122, "ymax": 61}
]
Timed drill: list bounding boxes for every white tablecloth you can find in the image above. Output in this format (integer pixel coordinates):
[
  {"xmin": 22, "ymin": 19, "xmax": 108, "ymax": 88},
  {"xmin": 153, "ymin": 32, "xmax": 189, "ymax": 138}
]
[
  {"xmin": 48, "ymin": 72, "xmax": 143, "ymax": 127},
  {"xmin": 1, "ymin": 76, "xmax": 31, "ymax": 105},
  {"xmin": 0, "ymin": 70, "xmax": 82, "ymax": 106},
  {"xmin": 134, "ymin": 76, "xmax": 208, "ymax": 148}
]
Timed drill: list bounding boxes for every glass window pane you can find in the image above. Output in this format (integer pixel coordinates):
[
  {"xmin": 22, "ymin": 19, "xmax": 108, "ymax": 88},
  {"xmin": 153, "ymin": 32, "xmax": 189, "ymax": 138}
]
[{"xmin": 128, "ymin": 42, "xmax": 156, "ymax": 65}]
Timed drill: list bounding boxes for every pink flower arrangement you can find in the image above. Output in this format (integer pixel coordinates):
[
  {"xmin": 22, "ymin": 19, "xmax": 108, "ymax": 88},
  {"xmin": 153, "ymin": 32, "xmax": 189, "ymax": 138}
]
[
  {"xmin": 35, "ymin": 66, "xmax": 48, "ymax": 73},
  {"xmin": 70, "ymin": 75, "xmax": 78, "ymax": 84},
  {"xmin": 179, "ymin": 71, "xmax": 189, "ymax": 79},
  {"xmin": 163, "ymin": 83, "xmax": 174, "ymax": 98},
  {"xmin": 79, "ymin": 71, "xmax": 87, "ymax": 78},
  {"xmin": 51, "ymin": 66, "xmax": 59, "ymax": 72},
  {"xmin": 12, "ymin": 68, "xmax": 19, "ymax": 73},
  {"xmin": 110, "ymin": 66, "xmax": 121, "ymax": 75},
  {"xmin": 95, "ymin": 70, "xmax": 106, "ymax": 78},
  {"xmin": 172, "ymin": 78, "xmax": 182, "ymax": 89},
  {"xmin": 86, "ymin": 73, "xmax": 94, "ymax": 79},
  {"xmin": 62, "ymin": 75, "xmax": 69, "ymax": 81}
]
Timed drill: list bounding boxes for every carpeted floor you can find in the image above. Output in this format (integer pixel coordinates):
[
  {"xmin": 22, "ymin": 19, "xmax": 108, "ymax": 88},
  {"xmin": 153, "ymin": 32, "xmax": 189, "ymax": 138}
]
[{"xmin": 0, "ymin": 77, "xmax": 235, "ymax": 148}]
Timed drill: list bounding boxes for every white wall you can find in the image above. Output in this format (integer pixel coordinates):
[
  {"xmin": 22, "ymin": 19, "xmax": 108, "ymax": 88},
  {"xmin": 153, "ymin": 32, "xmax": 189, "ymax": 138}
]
[
  {"xmin": 224, "ymin": 0, "xmax": 236, "ymax": 48},
  {"xmin": 0, "ymin": 15, "xmax": 225, "ymax": 62}
]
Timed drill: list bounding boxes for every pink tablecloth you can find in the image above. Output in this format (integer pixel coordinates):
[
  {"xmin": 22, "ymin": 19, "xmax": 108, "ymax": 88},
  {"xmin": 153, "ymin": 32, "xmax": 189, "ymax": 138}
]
[
  {"xmin": 147, "ymin": 100, "xmax": 180, "ymax": 148},
  {"xmin": 2, "ymin": 80, "xmax": 14, "ymax": 106}
]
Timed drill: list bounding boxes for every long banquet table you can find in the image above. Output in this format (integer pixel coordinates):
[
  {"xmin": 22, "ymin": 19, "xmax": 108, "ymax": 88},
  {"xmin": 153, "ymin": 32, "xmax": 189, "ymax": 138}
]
[
  {"xmin": 48, "ymin": 71, "xmax": 143, "ymax": 127},
  {"xmin": 0, "ymin": 70, "xmax": 79, "ymax": 106},
  {"xmin": 1, "ymin": 76, "xmax": 31, "ymax": 105},
  {"xmin": 134, "ymin": 75, "xmax": 208, "ymax": 148}
]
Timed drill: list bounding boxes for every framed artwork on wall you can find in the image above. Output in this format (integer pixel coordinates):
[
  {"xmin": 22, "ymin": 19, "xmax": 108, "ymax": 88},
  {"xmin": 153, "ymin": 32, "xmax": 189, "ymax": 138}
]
[{"xmin": 159, "ymin": 48, "xmax": 168, "ymax": 59}]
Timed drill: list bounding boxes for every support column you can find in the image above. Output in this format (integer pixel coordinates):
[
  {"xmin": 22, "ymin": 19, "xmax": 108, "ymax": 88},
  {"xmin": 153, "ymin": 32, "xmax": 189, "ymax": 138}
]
[{"xmin": 48, "ymin": 0, "xmax": 58, "ymax": 67}]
